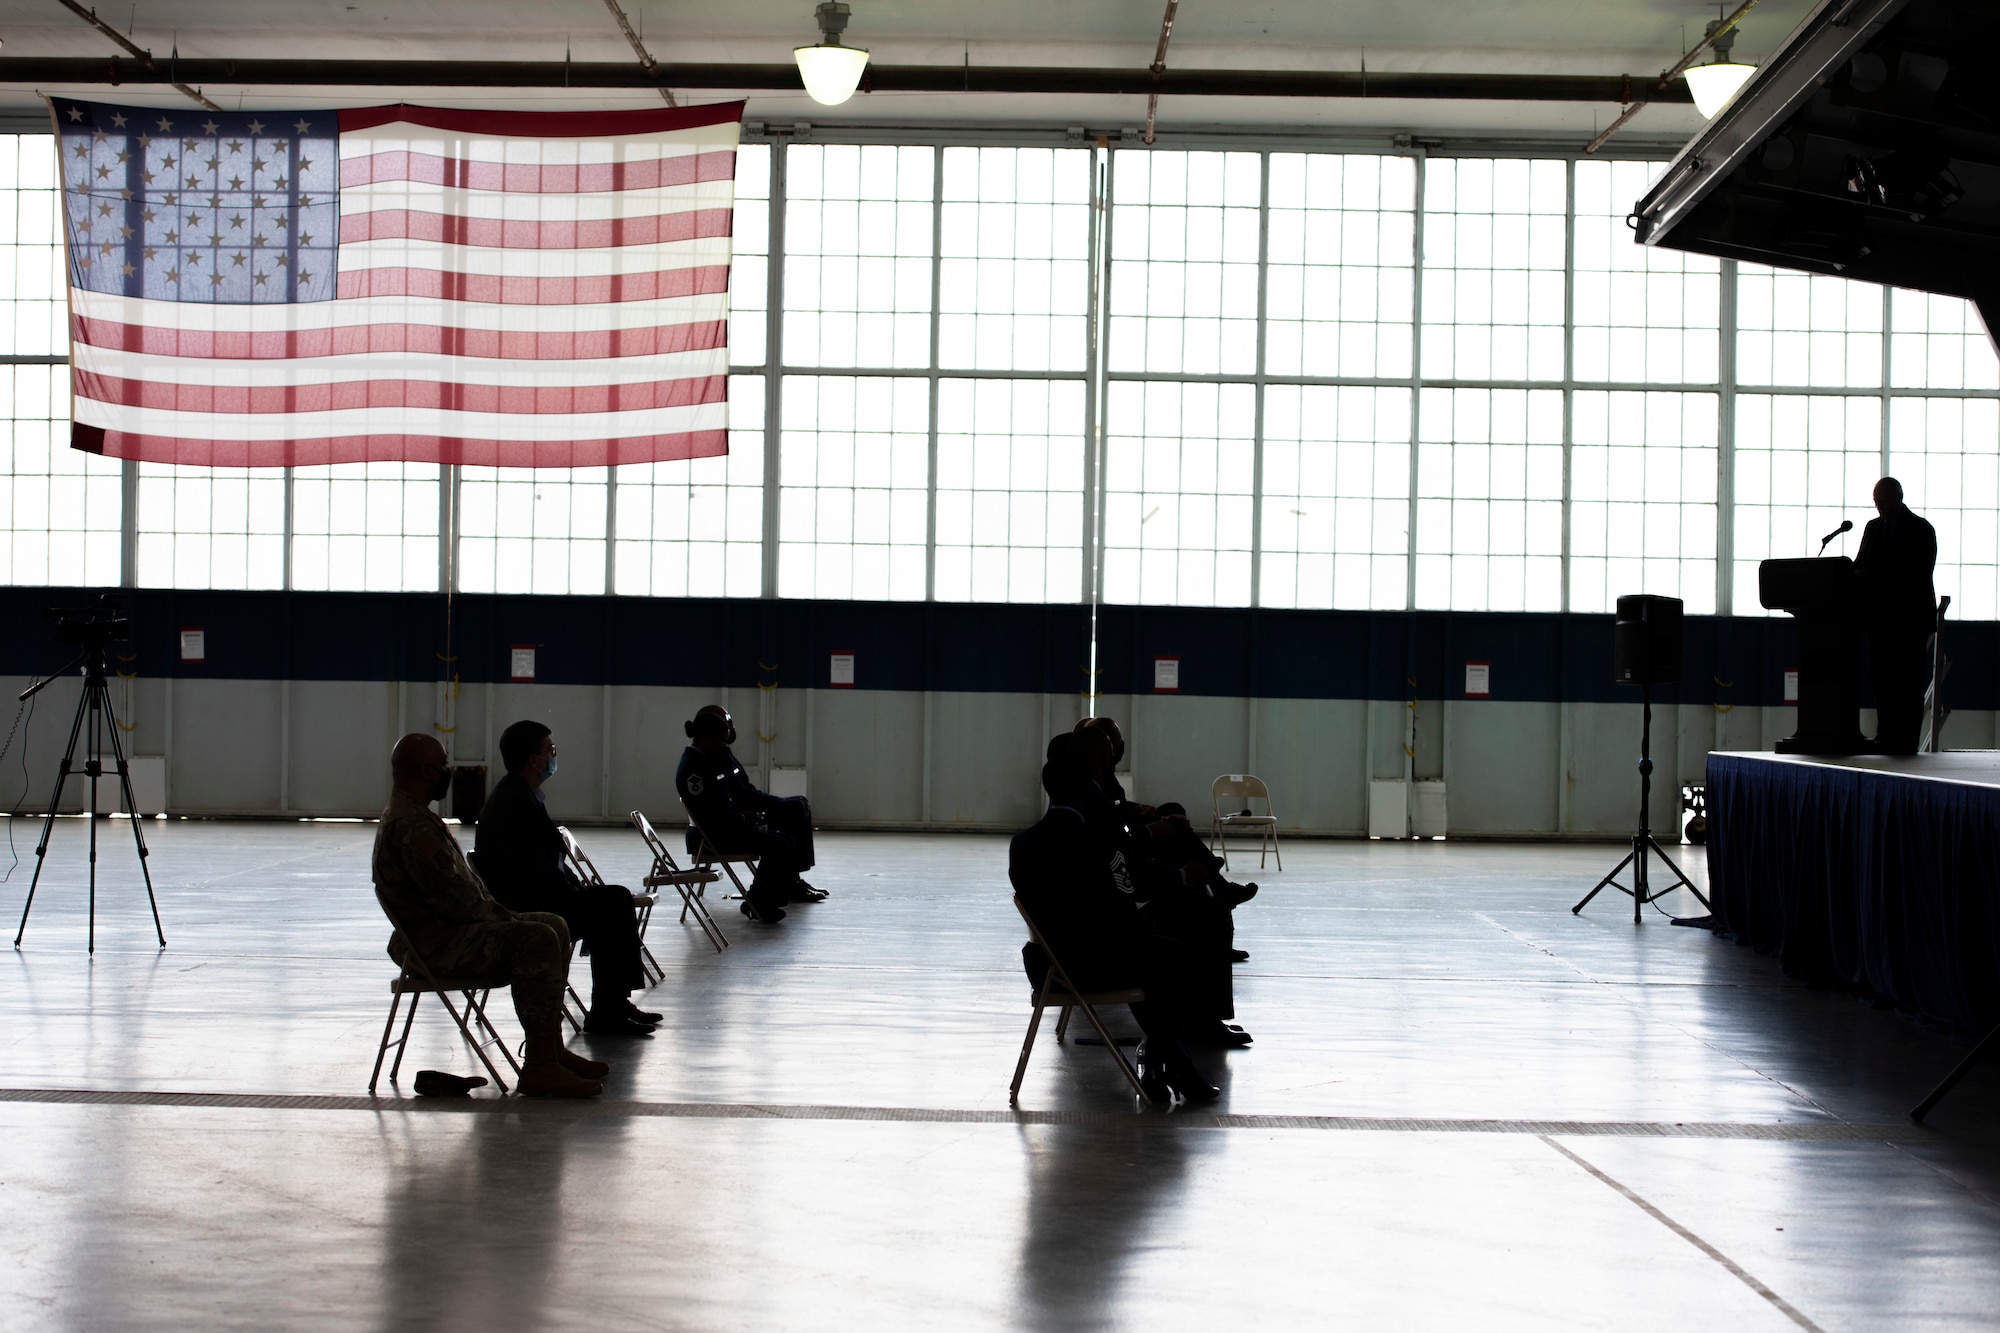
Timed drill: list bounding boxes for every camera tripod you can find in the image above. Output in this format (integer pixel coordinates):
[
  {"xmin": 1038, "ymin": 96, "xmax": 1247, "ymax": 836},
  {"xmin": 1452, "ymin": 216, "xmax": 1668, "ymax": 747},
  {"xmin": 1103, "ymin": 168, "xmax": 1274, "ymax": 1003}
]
[
  {"xmin": 1573, "ymin": 683, "xmax": 1711, "ymax": 924},
  {"xmin": 13, "ymin": 643, "xmax": 166, "ymax": 953}
]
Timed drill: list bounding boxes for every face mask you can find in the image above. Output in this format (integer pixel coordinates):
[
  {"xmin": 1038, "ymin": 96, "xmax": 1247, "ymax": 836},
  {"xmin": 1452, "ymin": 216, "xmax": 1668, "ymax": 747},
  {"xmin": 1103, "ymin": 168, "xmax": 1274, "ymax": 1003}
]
[
  {"xmin": 540, "ymin": 755, "xmax": 558, "ymax": 782},
  {"xmin": 428, "ymin": 768, "xmax": 452, "ymax": 803}
]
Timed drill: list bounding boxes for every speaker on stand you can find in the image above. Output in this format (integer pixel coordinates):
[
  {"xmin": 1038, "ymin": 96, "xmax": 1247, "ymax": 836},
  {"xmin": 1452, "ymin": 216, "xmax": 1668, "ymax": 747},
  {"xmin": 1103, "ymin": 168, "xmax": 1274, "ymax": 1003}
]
[{"xmin": 1574, "ymin": 595, "xmax": 1713, "ymax": 924}]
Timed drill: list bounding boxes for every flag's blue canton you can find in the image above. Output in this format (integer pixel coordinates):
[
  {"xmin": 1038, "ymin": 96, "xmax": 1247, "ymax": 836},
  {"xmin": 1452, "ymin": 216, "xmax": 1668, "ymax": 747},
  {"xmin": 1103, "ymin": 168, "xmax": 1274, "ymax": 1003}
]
[{"xmin": 54, "ymin": 98, "xmax": 340, "ymax": 304}]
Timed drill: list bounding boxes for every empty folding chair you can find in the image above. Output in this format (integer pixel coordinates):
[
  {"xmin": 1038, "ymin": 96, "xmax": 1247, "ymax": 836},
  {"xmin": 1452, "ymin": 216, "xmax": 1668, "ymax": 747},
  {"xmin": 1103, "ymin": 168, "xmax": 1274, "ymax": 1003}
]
[
  {"xmin": 1210, "ymin": 773, "xmax": 1282, "ymax": 871},
  {"xmin": 1009, "ymin": 897, "xmax": 1152, "ymax": 1107},
  {"xmin": 630, "ymin": 809, "xmax": 729, "ymax": 952},
  {"xmin": 557, "ymin": 824, "xmax": 666, "ymax": 985},
  {"xmin": 680, "ymin": 803, "xmax": 760, "ymax": 904},
  {"xmin": 369, "ymin": 889, "xmax": 523, "ymax": 1096}
]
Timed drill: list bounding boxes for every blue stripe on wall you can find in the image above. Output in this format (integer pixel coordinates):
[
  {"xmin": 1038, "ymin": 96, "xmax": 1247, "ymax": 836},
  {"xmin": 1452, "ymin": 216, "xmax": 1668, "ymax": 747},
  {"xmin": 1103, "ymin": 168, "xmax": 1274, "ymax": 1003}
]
[{"xmin": 3, "ymin": 587, "xmax": 1988, "ymax": 710}]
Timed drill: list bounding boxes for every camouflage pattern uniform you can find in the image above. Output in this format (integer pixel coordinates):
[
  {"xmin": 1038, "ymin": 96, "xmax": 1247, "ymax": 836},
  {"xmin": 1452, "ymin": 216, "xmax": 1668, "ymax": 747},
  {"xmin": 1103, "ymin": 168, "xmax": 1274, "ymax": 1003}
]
[{"xmin": 372, "ymin": 787, "xmax": 570, "ymax": 1041}]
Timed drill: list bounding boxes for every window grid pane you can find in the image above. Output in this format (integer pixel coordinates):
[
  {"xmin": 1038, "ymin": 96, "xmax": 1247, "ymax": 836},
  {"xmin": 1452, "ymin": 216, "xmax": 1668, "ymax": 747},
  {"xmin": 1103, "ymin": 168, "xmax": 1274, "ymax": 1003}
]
[
  {"xmin": 1103, "ymin": 380, "xmax": 1255, "ymax": 607},
  {"xmin": 1420, "ymin": 159, "xmax": 1568, "ymax": 382},
  {"xmin": 456, "ymin": 467, "xmax": 608, "ymax": 595},
  {"xmin": 1264, "ymin": 154, "xmax": 1417, "ymax": 380},
  {"xmin": 934, "ymin": 377, "xmax": 1086, "ymax": 603},
  {"xmin": 1731, "ymin": 394, "xmax": 1884, "ymax": 614},
  {"xmin": 1569, "ymin": 391, "xmax": 1719, "ymax": 614},
  {"xmin": 1736, "ymin": 263, "xmax": 1883, "ymax": 388},
  {"xmin": 777, "ymin": 374, "xmax": 929, "ymax": 600},
  {"xmin": 1109, "ymin": 150, "xmax": 1262, "ymax": 376},
  {"xmin": 1258, "ymin": 384, "xmax": 1410, "ymax": 609},
  {"xmin": 1, "ymin": 363, "xmax": 120, "ymax": 586},
  {"xmin": 1890, "ymin": 396, "xmax": 2000, "ymax": 620},
  {"xmin": 614, "ymin": 373, "xmax": 766, "ymax": 599},
  {"xmin": 938, "ymin": 147, "xmax": 1092, "ymax": 373},
  {"xmin": 0, "ymin": 135, "xmax": 65, "ymax": 357},
  {"xmin": 1572, "ymin": 160, "xmax": 1720, "ymax": 385},
  {"xmin": 135, "ymin": 464, "xmax": 285, "ymax": 590},
  {"xmin": 782, "ymin": 144, "xmax": 935, "ymax": 370},
  {"xmin": 1415, "ymin": 387, "xmax": 1564, "ymax": 610},
  {"xmin": 1890, "ymin": 288, "xmax": 1999, "ymax": 392},
  {"xmin": 292, "ymin": 462, "xmax": 440, "ymax": 592},
  {"xmin": 729, "ymin": 143, "xmax": 771, "ymax": 370}
]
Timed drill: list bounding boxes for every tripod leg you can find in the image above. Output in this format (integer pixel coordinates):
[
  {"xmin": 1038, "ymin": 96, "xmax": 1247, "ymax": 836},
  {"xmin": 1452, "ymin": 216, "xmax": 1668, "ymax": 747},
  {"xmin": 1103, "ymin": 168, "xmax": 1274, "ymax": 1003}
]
[
  {"xmin": 1573, "ymin": 850, "xmax": 1636, "ymax": 915},
  {"xmin": 1643, "ymin": 836, "xmax": 1711, "ymax": 911},
  {"xmin": 14, "ymin": 684, "xmax": 92, "ymax": 948},
  {"xmin": 101, "ymin": 689, "xmax": 165, "ymax": 947},
  {"xmin": 87, "ymin": 691, "xmax": 101, "ymax": 955}
]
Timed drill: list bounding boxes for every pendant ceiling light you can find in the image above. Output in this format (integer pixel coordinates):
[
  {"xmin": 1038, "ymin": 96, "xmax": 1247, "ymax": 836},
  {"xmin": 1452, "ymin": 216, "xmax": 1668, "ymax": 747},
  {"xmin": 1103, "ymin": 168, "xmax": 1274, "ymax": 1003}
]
[
  {"xmin": 795, "ymin": 2, "xmax": 870, "ymax": 107},
  {"xmin": 1684, "ymin": 18, "xmax": 1756, "ymax": 118}
]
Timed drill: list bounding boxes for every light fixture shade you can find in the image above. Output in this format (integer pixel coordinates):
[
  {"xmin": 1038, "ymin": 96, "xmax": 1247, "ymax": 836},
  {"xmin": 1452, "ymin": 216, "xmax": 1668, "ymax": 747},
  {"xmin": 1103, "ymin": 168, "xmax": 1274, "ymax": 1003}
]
[
  {"xmin": 795, "ymin": 43, "xmax": 870, "ymax": 106},
  {"xmin": 1685, "ymin": 61, "xmax": 1757, "ymax": 118}
]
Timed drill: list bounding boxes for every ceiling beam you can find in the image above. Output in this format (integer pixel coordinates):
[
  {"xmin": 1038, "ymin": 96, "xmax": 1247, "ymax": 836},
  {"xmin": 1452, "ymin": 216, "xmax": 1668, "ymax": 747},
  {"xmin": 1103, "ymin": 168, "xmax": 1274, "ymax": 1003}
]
[{"xmin": 0, "ymin": 58, "xmax": 1693, "ymax": 103}]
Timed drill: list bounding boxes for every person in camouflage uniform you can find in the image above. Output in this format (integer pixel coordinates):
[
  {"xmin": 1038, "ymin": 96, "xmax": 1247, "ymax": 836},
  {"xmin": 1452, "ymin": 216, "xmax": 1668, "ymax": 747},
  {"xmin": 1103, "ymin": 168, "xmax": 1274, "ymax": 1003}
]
[{"xmin": 373, "ymin": 733, "xmax": 609, "ymax": 1098}]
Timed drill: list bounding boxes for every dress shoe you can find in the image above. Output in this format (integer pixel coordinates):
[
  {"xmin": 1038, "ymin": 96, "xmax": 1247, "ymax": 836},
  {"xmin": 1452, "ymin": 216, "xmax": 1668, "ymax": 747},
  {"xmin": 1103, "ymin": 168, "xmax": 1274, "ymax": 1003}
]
[
  {"xmin": 412, "ymin": 1069, "xmax": 487, "ymax": 1097},
  {"xmin": 1223, "ymin": 881, "xmax": 1258, "ymax": 906},
  {"xmin": 516, "ymin": 1065, "xmax": 604, "ymax": 1099},
  {"xmin": 1184, "ymin": 1020, "xmax": 1253, "ymax": 1047},
  {"xmin": 583, "ymin": 1009, "xmax": 656, "ymax": 1037},
  {"xmin": 790, "ymin": 879, "xmax": 830, "ymax": 902},
  {"xmin": 558, "ymin": 1049, "xmax": 611, "ymax": 1080},
  {"xmin": 619, "ymin": 1000, "xmax": 663, "ymax": 1024},
  {"xmin": 1230, "ymin": 948, "xmax": 1250, "ymax": 962},
  {"xmin": 740, "ymin": 899, "xmax": 788, "ymax": 924},
  {"xmin": 1163, "ymin": 1062, "xmax": 1222, "ymax": 1104}
]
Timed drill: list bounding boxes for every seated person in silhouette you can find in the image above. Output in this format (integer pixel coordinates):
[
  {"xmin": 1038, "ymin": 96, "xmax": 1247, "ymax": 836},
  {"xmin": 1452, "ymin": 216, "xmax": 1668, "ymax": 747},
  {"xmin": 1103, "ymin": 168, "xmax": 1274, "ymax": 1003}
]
[
  {"xmin": 1074, "ymin": 715, "xmax": 1256, "ymax": 908},
  {"xmin": 1855, "ymin": 477, "xmax": 1938, "ymax": 754},
  {"xmin": 1066, "ymin": 726, "xmax": 1248, "ymax": 1047},
  {"xmin": 1010, "ymin": 732, "xmax": 1221, "ymax": 1103},
  {"xmin": 685, "ymin": 704, "xmax": 824, "ymax": 902},
  {"xmin": 676, "ymin": 706, "xmax": 810, "ymax": 924},
  {"xmin": 372, "ymin": 732, "xmax": 606, "ymax": 1098},
  {"xmin": 473, "ymin": 720, "xmax": 659, "ymax": 1037}
]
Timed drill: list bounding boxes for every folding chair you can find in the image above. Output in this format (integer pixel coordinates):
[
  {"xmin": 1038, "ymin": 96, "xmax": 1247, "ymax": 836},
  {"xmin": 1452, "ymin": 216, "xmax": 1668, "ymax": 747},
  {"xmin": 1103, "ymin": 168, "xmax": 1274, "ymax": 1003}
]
[
  {"xmin": 557, "ymin": 824, "xmax": 666, "ymax": 984},
  {"xmin": 369, "ymin": 889, "xmax": 524, "ymax": 1096},
  {"xmin": 1009, "ymin": 897, "xmax": 1153, "ymax": 1107},
  {"xmin": 681, "ymin": 803, "xmax": 760, "ymax": 904},
  {"xmin": 1210, "ymin": 773, "xmax": 1282, "ymax": 871},
  {"xmin": 465, "ymin": 847, "xmax": 588, "ymax": 1032},
  {"xmin": 630, "ymin": 810, "xmax": 729, "ymax": 952}
]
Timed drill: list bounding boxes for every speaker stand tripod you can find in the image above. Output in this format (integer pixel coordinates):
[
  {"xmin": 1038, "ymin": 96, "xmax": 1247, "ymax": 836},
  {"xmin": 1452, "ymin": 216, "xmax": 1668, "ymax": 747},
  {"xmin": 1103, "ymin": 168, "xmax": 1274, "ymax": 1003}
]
[
  {"xmin": 13, "ymin": 646, "xmax": 166, "ymax": 954},
  {"xmin": 1573, "ymin": 683, "xmax": 1711, "ymax": 924}
]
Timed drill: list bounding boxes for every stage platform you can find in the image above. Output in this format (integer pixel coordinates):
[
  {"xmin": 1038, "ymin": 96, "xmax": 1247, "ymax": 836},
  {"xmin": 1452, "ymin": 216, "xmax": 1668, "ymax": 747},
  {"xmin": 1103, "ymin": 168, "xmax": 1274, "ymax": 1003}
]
[{"xmin": 1707, "ymin": 750, "xmax": 2000, "ymax": 1041}]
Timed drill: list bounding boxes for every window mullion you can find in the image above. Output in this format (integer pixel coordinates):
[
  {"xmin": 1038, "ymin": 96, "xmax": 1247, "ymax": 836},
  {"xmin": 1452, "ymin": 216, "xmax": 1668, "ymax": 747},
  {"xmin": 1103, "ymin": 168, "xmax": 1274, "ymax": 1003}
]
[
  {"xmin": 1560, "ymin": 159, "xmax": 1575, "ymax": 614},
  {"xmin": 926, "ymin": 147, "xmax": 943, "ymax": 603},
  {"xmin": 762, "ymin": 140, "xmax": 788, "ymax": 600},
  {"xmin": 1250, "ymin": 152, "xmax": 1270, "ymax": 610},
  {"xmin": 1405, "ymin": 152, "xmax": 1427, "ymax": 613}
]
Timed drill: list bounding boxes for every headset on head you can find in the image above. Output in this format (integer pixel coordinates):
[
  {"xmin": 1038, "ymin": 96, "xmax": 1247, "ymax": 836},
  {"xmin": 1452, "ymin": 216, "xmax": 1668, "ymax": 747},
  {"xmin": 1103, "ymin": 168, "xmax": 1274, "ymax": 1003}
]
[{"xmin": 685, "ymin": 707, "xmax": 736, "ymax": 745}]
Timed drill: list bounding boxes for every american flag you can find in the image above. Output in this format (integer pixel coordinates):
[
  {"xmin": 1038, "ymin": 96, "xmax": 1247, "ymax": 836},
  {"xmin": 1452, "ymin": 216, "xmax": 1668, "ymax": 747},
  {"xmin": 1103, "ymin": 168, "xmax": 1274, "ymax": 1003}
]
[{"xmin": 52, "ymin": 97, "xmax": 742, "ymax": 468}]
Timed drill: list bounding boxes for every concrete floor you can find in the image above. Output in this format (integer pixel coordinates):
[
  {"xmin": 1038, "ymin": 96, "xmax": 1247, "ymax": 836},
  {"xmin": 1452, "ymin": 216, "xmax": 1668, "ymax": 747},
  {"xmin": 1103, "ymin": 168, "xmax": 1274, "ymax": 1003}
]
[{"xmin": 0, "ymin": 817, "xmax": 1997, "ymax": 1331}]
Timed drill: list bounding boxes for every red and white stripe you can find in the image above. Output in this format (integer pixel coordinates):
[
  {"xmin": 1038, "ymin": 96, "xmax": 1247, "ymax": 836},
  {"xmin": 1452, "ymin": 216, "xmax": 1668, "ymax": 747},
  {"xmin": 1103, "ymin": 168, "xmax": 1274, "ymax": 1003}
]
[{"xmin": 70, "ymin": 102, "xmax": 743, "ymax": 469}]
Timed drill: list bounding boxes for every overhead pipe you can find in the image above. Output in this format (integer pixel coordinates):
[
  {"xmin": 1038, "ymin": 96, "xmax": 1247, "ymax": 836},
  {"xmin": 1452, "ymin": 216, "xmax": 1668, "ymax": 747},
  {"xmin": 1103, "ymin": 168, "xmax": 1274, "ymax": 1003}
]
[{"xmin": 0, "ymin": 57, "xmax": 1693, "ymax": 103}]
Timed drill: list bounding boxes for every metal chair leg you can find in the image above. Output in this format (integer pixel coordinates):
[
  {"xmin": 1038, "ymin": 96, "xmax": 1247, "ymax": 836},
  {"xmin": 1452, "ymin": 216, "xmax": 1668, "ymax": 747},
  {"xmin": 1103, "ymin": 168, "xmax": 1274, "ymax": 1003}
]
[
  {"xmin": 441, "ymin": 989, "xmax": 514, "ymax": 1093},
  {"xmin": 1055, "ymin": 1005, "xmax": 1073, "ymax": 1044},
  {"xmin": 370, "ymin": 991, "xmax": 406, "ymax": 1094},
  {"xmin": 1010, "ymin": 1003, "xmax": 1047, "ymax": 1103},
  {"xmin": 387, "ymin": 990, "xmax": 423, "ymax": 1085},
  {"xmin": 1069, "ymin": 995, "xmax": 1152, "ymax": 1106}
]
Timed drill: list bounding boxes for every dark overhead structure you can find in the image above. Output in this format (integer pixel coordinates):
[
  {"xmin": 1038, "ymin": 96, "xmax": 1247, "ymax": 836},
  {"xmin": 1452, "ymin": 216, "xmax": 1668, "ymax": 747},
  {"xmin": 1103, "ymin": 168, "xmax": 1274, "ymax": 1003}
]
[
  {"xmin": 1633, "ymin": 0, "xmax": 2000, "ymax": 345},
  {"xmin": 0, "ymin": 57, "xmax": 1687, "ymax": 105}
]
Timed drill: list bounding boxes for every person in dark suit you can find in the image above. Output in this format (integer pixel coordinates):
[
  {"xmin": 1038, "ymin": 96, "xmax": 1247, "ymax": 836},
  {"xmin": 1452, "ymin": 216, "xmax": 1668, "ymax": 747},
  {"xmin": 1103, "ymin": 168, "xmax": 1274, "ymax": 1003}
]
[
  {"xmin": 1065, "ymin": 727, "xmax": 1248, "ymax": 1047},
  {"xmin": 1855, "ymin": 477, "xmax": 1938, "ymax": 754},
  {"xmin": 474, "ymin": 719, "xmax": 659, "ymax": 1036},
  {"xmin": 676, "ymin": 707, "xmax": 805, "ymax": 924},
  {"xmin": 1010, "ymin": 733, "xmax": 1220, "ymax": 1104}
]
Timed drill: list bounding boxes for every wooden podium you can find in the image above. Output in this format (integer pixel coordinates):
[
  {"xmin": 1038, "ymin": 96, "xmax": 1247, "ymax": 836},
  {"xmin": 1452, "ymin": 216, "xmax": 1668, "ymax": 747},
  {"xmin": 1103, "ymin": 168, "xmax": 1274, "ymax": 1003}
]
[{"xmin": 1759, "ymin": 556, "xmax": 1867, "ymax": 755}]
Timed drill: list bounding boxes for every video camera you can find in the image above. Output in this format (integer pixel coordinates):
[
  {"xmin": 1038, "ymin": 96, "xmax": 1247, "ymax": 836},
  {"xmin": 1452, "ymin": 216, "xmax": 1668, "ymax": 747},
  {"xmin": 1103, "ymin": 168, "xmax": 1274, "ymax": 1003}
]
[{"xmin": 44, "ymin": 592, "xmax": 130, "ymax": 650}]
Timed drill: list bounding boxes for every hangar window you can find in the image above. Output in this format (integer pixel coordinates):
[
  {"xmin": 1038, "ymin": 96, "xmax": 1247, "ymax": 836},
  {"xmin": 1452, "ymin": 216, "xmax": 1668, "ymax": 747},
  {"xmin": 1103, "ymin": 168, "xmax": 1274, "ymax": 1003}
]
[
  {"xmin": 1573, "ymin": 160, "xmax": 1721, "ymax": 386},
  {"xmin": 1258, "ymin": 384, "xmax": 1411, "ymax": 611},
  {"xmin": 1420, "ymin": 158, "xmax": 1567, "ymax": 383},
  {"xmin": 1730, "ymin": 393, "xmax": 1884, "ymax": 614},
  {"xmin": 777, "ymin": 373, "xmax": 929, "ymax": 600},
  {"xmin": 1569, "ymin": 391, "xmax": 1719, "ymax": 615}
]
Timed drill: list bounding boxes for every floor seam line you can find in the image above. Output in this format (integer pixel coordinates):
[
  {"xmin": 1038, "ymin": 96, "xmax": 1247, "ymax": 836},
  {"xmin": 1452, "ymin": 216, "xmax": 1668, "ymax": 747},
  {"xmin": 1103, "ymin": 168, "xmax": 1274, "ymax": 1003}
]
[{"xmin": 1539, "ymin": 1134, "xmax": 1827, "ymax": 1333}]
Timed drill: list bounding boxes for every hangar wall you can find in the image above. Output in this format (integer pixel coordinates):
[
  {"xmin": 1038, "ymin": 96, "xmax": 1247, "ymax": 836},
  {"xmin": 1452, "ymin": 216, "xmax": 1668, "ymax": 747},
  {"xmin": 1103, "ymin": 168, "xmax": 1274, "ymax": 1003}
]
[{"xmin": 3, "ymin": 587, "xmax": 1991, "ymax": 838}]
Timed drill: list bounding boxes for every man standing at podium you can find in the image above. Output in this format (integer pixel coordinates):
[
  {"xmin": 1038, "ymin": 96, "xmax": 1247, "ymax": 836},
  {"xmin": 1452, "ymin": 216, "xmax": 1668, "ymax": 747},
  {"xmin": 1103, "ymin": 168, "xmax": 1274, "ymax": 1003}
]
[{"xmin": 1855, "ymin": 476, "xmax": 1937, "ymax": 754}]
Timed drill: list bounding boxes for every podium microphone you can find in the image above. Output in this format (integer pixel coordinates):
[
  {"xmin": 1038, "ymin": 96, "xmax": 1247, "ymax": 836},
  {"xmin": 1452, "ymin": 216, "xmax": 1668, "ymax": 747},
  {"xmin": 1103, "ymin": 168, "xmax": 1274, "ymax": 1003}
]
[{"xmin": 1818, "ymin": 519, "xmax": 1853, "ymax": 554}]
